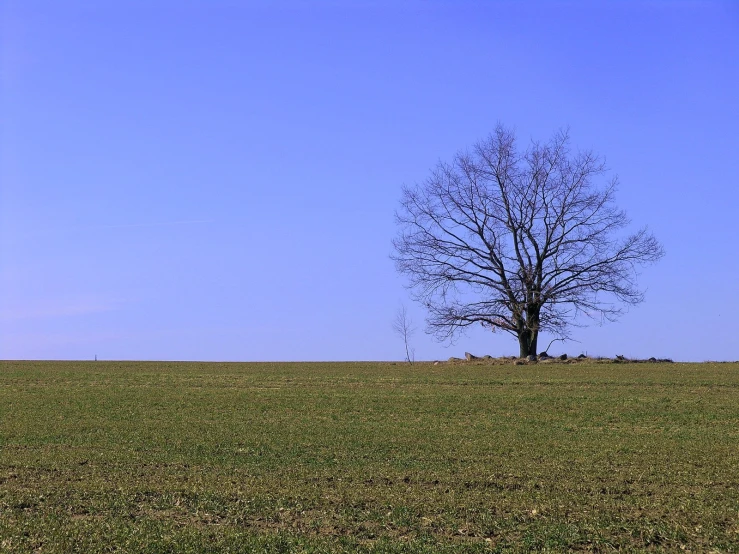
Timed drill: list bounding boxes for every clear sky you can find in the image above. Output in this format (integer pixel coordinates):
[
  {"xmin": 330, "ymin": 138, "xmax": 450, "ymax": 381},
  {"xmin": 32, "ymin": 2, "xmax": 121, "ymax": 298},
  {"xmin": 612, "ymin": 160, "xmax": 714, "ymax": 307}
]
[{"xmin": 2, "ymin": 0, "xmax": 738, "ymax": 362}]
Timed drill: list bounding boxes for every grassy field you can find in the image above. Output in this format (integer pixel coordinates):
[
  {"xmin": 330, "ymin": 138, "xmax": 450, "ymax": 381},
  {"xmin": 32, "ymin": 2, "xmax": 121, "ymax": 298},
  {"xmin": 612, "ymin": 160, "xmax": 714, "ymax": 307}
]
[{"xmin": 1, "ymin": 359, "xmax": 738, "ymax": 553}]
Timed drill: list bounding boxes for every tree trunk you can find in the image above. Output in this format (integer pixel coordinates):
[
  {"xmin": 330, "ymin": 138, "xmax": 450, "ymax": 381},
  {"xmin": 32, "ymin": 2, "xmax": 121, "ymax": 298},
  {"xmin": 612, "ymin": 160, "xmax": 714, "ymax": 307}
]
[{"xmin": 518, "ymin": 329, "xmax": 538, "ymax": 358}]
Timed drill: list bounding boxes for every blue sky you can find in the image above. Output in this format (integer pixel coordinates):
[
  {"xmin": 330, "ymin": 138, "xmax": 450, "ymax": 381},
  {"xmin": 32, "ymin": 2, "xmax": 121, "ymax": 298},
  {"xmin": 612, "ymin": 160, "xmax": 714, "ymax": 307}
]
[{"xmin": 2, "ymin": 0, "xmax": 738, "ymax": 362}]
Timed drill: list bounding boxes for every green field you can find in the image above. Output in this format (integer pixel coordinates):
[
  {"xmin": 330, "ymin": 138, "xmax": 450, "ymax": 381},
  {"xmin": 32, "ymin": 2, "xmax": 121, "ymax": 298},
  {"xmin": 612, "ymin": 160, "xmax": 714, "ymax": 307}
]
[{"xmin": 1, "ymin": 360, "xmax": 738, "ymax": 553}]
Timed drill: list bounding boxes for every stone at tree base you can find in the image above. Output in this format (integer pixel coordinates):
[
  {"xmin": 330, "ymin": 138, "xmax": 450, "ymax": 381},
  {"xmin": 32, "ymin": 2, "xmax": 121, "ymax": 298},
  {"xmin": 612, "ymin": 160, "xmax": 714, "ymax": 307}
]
[{"xmin": 526, "ymin": 354, "xmax": 537, "ymax": 362}]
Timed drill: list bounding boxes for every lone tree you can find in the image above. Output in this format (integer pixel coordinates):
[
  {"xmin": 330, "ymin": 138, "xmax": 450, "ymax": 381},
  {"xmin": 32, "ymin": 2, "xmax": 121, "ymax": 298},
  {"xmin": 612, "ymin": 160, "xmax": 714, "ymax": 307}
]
[{"xmin": 392, "ymin": 125, "xmax": 664, "ymax": 358}]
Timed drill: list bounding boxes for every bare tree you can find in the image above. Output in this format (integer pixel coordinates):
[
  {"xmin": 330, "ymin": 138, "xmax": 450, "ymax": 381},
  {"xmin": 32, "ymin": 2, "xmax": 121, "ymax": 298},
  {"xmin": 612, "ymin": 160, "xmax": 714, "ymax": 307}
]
[
  {"xmin": 392, "ymin": 124, "xmax": 664, "ymax": 358},
  {"xmin": 392, "ymin": 304, "xmax": 416, "ymax": 364}
]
